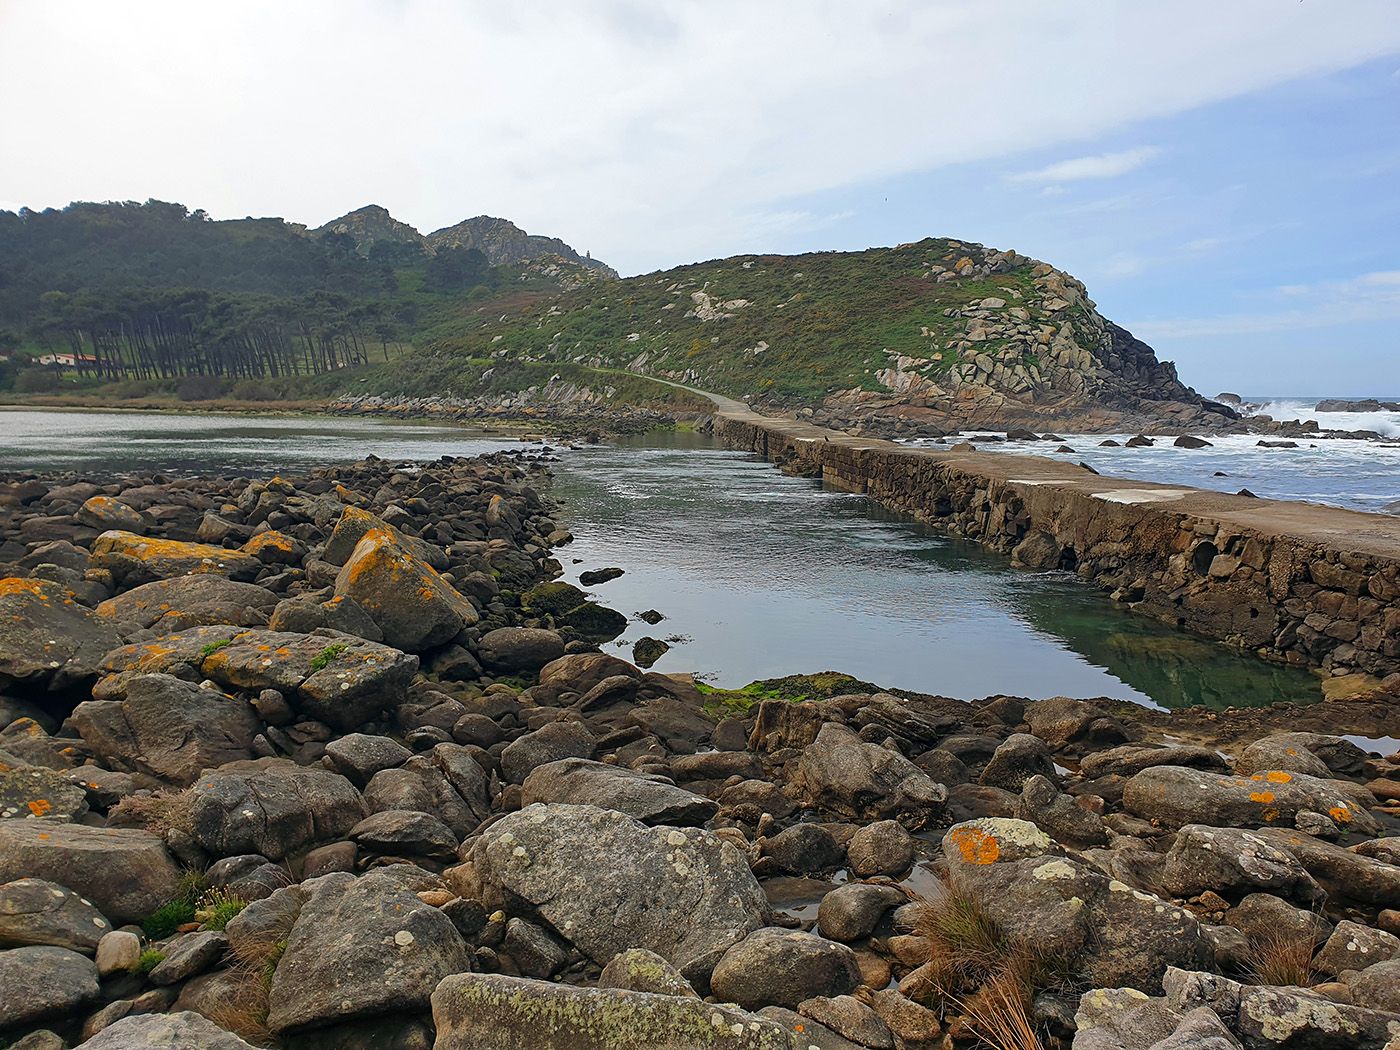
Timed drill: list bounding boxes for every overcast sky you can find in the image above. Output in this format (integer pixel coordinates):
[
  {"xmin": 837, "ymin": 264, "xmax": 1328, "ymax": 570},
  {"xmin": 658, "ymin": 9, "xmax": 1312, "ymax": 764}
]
[{"xmin": 3, "ymin": 1, "xmax": 1398, "ymax": 394}]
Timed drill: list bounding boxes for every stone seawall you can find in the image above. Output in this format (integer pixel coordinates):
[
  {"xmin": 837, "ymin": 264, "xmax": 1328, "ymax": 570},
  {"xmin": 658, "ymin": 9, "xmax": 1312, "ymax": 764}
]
[{"xmin": 712, "ymin": 403, "xmax": 1400, "ymax": 688}]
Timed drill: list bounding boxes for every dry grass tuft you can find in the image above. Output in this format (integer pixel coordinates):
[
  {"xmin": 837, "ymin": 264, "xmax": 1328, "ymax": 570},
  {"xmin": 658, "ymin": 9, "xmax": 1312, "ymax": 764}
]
[
  {"xmin": 956, "ymin": 958, "xmax": 1045, "ymax": 1050},
  {"xmin": 1243, "ymin": 927, "xmax": 1319, "ymax": 987},
  {"xmin": 110, "ymin": 787, "xmax": 196, "ymax": 836}
]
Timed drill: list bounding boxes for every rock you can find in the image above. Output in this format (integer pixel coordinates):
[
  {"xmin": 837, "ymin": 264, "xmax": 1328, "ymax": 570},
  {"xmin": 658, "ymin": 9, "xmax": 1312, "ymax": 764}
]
[
  {"xmin": 147, "ymin": 930, "xmax": 227, "ymax": 986},
  {"xmin": 633, "ymin": 637, "xmax": 671, "ymax": 669},
  {"xmin": 1073, "ymin": 986, "xmax": 1182, "ymax": 1050},
  {"xmin": 532, "ymin": 652, "xmax": 641, "ymax": 705},
  {"xmin": 502, "ymin": 917, "xmax": 567, "ymax": 979},
  {"xmin": 363, "ymin": 743, "xmax": 491, "ymax": 838},
  {"xmin": 350, "ymin": 809, "xmax": 458, "ymax": 859},
  {"xmin": 1345, "ymin": 959, "xmax": 1400, "ymax": 1013},
  {"xmin": 0, "ymin": 578, "xmax": 122, "ymax": 691},
  {"xmin": 1079, "ymin": 745, "xmax": 1229, "ymax": 779},
  {"xmin": 578, "ymin": 567, "xmax": 624, "ymax": 586},
  {"xmin": 432, "ymin": 972, "xmax": 807, "ymax": 1050},
  {"xmin": 1017, "ymin": 775, "xmax": 1108, "ymax": 847},
  {"xmin": 1025, "ymin": 697, "xmax": 1130, "ymax": 752},
  {"xmin": 266, "ymin": 869, "xmax": 469, "ymax": 1034},
  {"xmin": 1163, "ymin": 966, "xmax": 1400, "ymax": 1049},
  {"xmin": 74, "ymin": 1010, "xmax": 259, "ymax": 1049},
  {"xmin": 1235, "ymin": 737, "xmax": 1332, "ymax": 779},
  {"xmin": 464, "ymin": 803, "xmax": 766, "ymax": 985},
  {"xmin": 598, "ymin": 947, "xmax": 698, "ymax": 997},
  {"xmin": 1223, "ymin": 892, "xmax": 1333, "ymax": 948},
  {"xmin": 95, "ymin": 575, "xmax": 278, "ymax": 631},
  {"xmin": 1250, "ymin": 828, "xmax": 1400, "ymax": 906},
  {"xmin": 763, "ymin": 823, "xmax": 844, "ymax": 875},
  {"xmin": 711, "ymin": 928, "xmax": 861, "ymax": 1010},
  {"xmin": 980, "ymin": 734, "xmax": 1056, "ymax": 791},
  {"xmin": 1012, "ymin": 530, "xmax": 1062, "ymax": 569},
  {"xmin": 0, "ymin": 821, "xmax": 180, "ymax": 924},
  {"xmin": 0, "ymin": 765, "xmax": 89, "ymax": 821},
  {"xmin": 792, "ymin": 723, "xmax": 946, "ymax": 825},
  {"xmin": 324, "ymin": 733, "xmax": 412, "ymax": 787},
  {"xmin": 188, "ymin": 761, "xmax": 366, "ymax": 861},
  {"xmin": 0, "ymin": 878, "xmax": 112, "ymax": 953},
  {"xmin": 1312, "ymin": 920, "xmax": 1400, "ymax": 978},
  {"xmin": 555, "ymin": 601, "xmax": 628, "ymax": 642},
  {"xmin": 0, "ymin": 945, "xmax": 99, "ymax": 1028},
  {"xmin": 334, "ymin": 529, "xmax": 478, "ymax": 652},
  {"xmin": 476, "ymin": 627, "xmax": 565, "ymax": 673},
  {"xmin": 323, "ymin": 506, "xmax": 447, "ymax": 570},
  {"xmin": 522, "ymin": 758, "xmax": 717, "ymax": 826},
  {"xmin": 942, "ymin": 819, "xmax": 1213, "ymax": 992},
  {"xmin": 1122, "ymin": 766, "xmax": 1379, "ymax": 835},
  {"xmin": 1174, "ymin": 436, "xmax": 1213, "ymax": 449},
  {"xmin": 500, "ymin": 721, "xmax": 596, "ymax": 784},
  {"xmin": 845, "ymin": 819, "xmax": 916, "ymax": 877},
  {"xmin": 869, "ymin": 989, "xmax": 941, "ymax": 1046},
  {"xmin": 816, "ymin": 884, "xmax": 906, "ymax": 943},
  {"xmin": 268, "ymin": 593, "xmax": 384, "ymax": 642},
  {"xmin": 90, "ymin": 531, "xmax": 262, "ymax": 582},
  {"xmin": 95, "ymin": 930, "xmax": 141, "ymax": 977},
  {"xmin": 76, "ymin": 496, "xmax": 144, "ymax": 531},
  {"xmin": 69, "ymin": 674, "xmax": 261, "ymax": 786},
  {"xmin": 1161, "ymin": 825, "xmax": 1324, "ymax": 904},
  {"xmin": 199, "ymin": 628, "xmax": 419, "ymax": 731}
]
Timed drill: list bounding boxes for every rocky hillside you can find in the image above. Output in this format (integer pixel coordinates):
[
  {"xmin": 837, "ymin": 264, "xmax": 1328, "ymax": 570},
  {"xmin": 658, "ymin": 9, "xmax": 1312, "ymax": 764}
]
[
  {"xmin": 433, "ymin": 238, "xmax": 1233, "ymax": 430},
  {"xmin": 426, "ymin": 215, "xmax": 618, "ymax": 278},
  {"xmin": 311, "ymin": 204, "xmax": 431, "ymax": 258}
]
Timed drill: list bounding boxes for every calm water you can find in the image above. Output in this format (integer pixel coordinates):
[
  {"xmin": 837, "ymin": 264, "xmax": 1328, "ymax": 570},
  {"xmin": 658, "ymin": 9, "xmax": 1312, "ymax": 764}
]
[{"xmin": 0, "ymin": 408, "xmax": 1324, "ymax": 710}]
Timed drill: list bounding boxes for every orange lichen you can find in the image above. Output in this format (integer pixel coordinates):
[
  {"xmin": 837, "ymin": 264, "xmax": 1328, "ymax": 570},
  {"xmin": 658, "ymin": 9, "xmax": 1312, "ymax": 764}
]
[
  {"xmin": 1253, "ymin": 771, "xmax": 1293, "ymax": 784},
  {"xmin": 0, "ymin": 578, "xmax": 52, "ymax": 599},
  {"xmin": 1328, "ymin": 805, "xmax": 1352, "ymax": 823},
  {"xmin": 27, "ymin": 799, "xmax": 52, "ymax": 817},
  {"xmin": 947, "ymin": 825, "xmax": 1001, "ymax": 865},
  {"xmin": 1249, "ymin": 791, "xmax": 1275, "ymax": 804}
]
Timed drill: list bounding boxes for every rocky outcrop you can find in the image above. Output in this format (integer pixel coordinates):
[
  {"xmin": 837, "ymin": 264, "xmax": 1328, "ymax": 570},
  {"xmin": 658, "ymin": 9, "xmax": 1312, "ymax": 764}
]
[{"xmin": 426, "ymin": 215, "xmax": 617, "ymax": 277}]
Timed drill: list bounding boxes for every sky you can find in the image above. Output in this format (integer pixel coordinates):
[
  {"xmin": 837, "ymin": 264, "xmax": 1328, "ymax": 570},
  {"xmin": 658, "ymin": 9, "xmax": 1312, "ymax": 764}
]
[{"xmin": 2, "ymin": 1, "xmax": 1398, "ymax": 395}]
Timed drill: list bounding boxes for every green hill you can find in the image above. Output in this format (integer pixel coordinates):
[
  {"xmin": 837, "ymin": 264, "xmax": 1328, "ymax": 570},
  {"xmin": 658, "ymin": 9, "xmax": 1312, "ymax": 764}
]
[{"xmin": 415, "ymin": 237, "xmax": 1213, "ymax": 422}]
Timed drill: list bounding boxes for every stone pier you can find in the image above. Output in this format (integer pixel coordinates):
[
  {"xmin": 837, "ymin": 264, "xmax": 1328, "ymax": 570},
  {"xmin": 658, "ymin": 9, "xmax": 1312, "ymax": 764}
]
[{"xmin": 708, "ymin": 397, "xmax": 1400, "ymax": 687}]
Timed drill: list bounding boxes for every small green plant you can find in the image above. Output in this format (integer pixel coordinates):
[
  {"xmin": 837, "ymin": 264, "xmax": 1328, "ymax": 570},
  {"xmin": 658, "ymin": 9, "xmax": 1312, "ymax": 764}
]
[
  {"xmin": 133, "ymin": 948, "xmax": 166, "ymax": 976},
  {"xmin": 142, "ymin": 899, "xmax": 196, "ymax": 940},
  {"xmin": 195, "ymin": 887, "xmax": 248, "ymax": 931},
  {"xmin": 309, "ymin": 642, "xmax": 348, "ymax": 671},
  {"xmin": 198, "ymin": 638, "xmax": 233, "ymax": 659}
]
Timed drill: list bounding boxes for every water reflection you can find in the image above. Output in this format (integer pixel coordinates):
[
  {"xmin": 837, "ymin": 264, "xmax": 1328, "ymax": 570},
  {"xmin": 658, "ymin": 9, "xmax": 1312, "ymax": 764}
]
[{"xmin": 551, "ymin": 432, "xmax": 1321, "ymax": 710}]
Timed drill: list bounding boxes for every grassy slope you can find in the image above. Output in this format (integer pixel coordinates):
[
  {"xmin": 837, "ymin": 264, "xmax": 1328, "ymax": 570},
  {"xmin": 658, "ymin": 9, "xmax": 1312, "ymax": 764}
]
[{"xmin": 421, "ymin": 238, "xmax": 1082, "ymax": 404}]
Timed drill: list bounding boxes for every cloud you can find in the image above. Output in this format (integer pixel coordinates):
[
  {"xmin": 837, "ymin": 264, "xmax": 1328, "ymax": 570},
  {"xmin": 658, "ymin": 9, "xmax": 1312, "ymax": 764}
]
[
  {"xmin": 1134, "ymin": 270, "xmax": 1400, "ymax": 338},
  {"xmin": 2, "ymin": 1, "xmax": 1400, "ymax": 273},
  {"xmin": 1010, "ymin": 147, "xmax": 1162, "ymax": 184}
]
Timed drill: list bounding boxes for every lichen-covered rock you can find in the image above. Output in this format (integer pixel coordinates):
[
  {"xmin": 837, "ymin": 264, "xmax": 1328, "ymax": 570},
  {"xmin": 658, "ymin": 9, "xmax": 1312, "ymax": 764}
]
[
  {"xmin": 322, "ymin": 506, "xmax": 447, "ymax": 570},
  {"xmin": 189, "ymin": 761, "xmax": 366, "ymax": 861},
  {"xmin": 0, "ymin": 878, "xmax": 112, "ymax": 953},
  {"xmin": 75, "ymin": 495, "xmax": 144, "ymax": 532},
  {"xmin": 500, "ymin": 721, "xmax": 596, "ymax": 784},
  {"xmin": 522, "ymin": 758, "xmax": 717, "ymax": 826},
  {"xmin": 941, "ymin": 819, "xmax": 1214, "ymax": 992},
  {"xmin": 1122, "ymin": 766, "xmax": 1379, "ymax": 835},
  {"xmin": 432, "ymin": 973, "xmax": 807, "ymax": 1050},
  {"xmin": 241, "ymin": 529, "xmax": 306, "ymax": 566},
  {"xmin": 791, "ymin": 722, "xmax": 946, "ymax": 826},
  {"xmin": 198, "ymin": 628, "xmax": 419, "ymax": 730},
  {"xmin": 90, "ymin": 530, "xmax": 262, "ymax": 582},
  {"xmin": 0, "ymin": 764, "xmax": 89, "ymax": 821},
  {"xmin": 0, "ymin": 577, "xmax": 122, "ymax": 691},
  {"xmin": 0, "ymin": 945, "xmax": 100, "ymax": 1028},
  {"xmin": 95, "ymin": 575, "xmax": 278, "ymax": 631},
  {"xmin": 69, "ymin": 673, "xmax": 260, "ymax": 786},
  {"xmin": 1249, "ymin": 828, "xmax": 1400, "ymax": 907},
  {"xmin": 1161, "ymin": 825, "xmax": 1324, "ymax": 905},
  {"xmin": 266, "ymin": 869, "xmax": 469, "ymax": 1035},
  {"xmin": 0, "ymin": 821, "xmax": 180, "ymax": 924},
  {"xmin": 334, "ymin": 529, "xmax": 477, "ymax": 652},
  {"xmin": 710, "ymin": 928, "xmax": 861, "ymax": 1010},
  {"xmin": 100, "ymin": 624, "xmax": 242, "ymax": 677},
  {"xmin": 464, "ymin": 803, "xmax": 766, "ymax": 985},
  {"xmin": 598, "ymin": 948, "xmax": 698, "ymax": 998},
  {"xmin": 74, "ymin": 1010, "xmax": 259, "ymax": 1049},
  {"xmin": 1312, "ymin": 920, "xmax": 1400, "ymax": 979}
]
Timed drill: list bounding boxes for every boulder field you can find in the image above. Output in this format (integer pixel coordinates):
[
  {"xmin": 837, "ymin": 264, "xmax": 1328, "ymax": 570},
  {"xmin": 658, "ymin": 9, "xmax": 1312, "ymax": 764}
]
[{"xmin": 0, "ymin": 454, "xmax": 1397, "ymax": 1049}]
